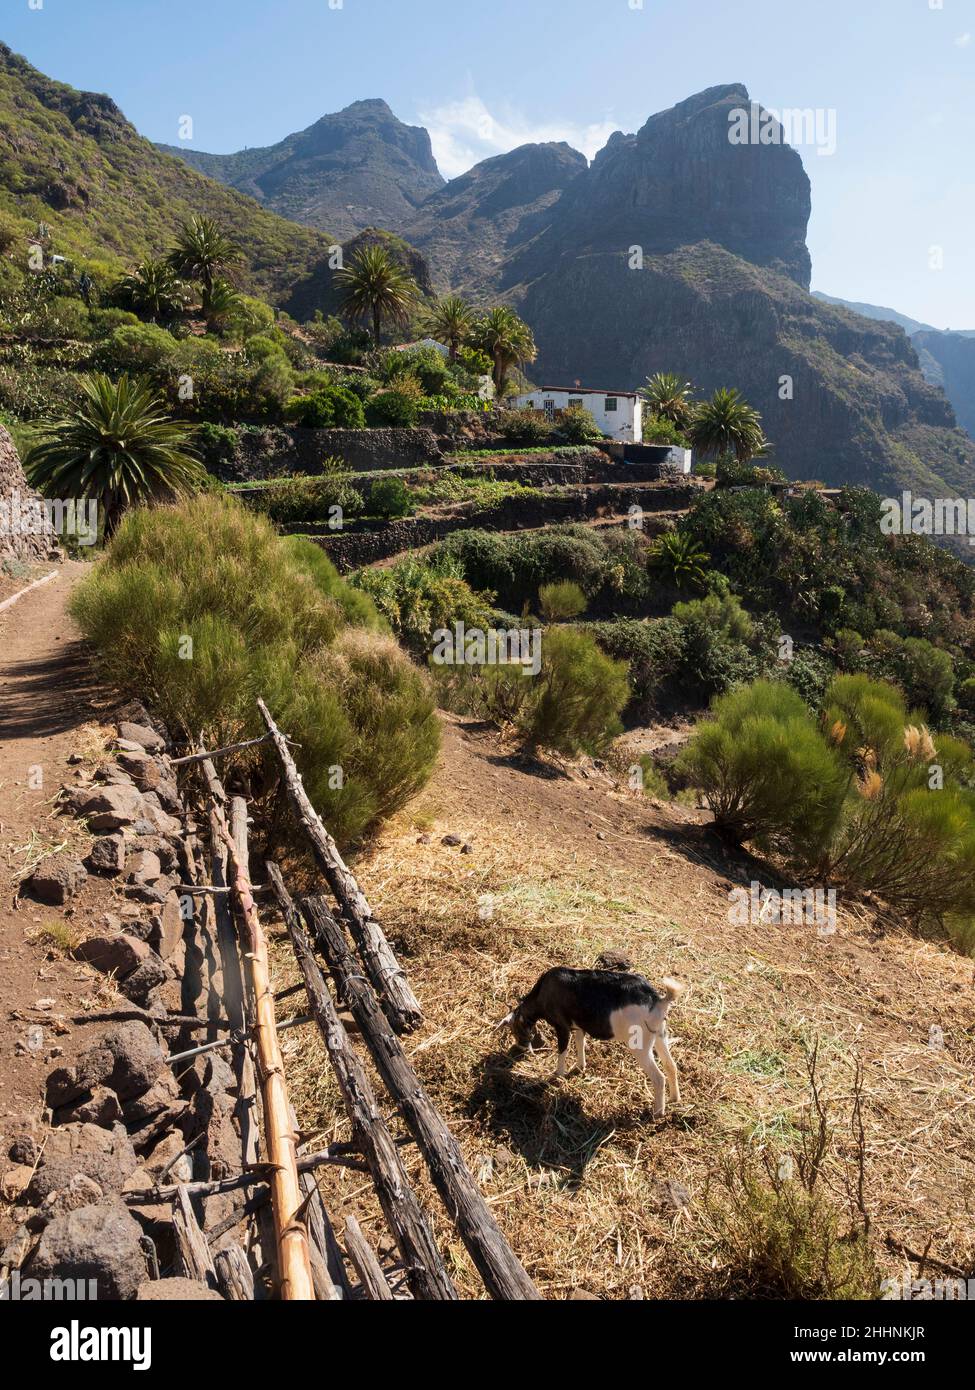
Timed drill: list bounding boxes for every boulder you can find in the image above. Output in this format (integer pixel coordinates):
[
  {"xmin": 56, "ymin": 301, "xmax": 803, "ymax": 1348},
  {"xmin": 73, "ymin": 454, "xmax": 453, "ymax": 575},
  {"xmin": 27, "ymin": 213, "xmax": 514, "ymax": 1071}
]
[
  {"xmin": 23, "ymin": 854, "xmax": 88, "ymax": 906},
  {"xmin": 53, "ymin": 1086, "xmax": 122, "ymax": 1129},
  {"xmin": 75, "ymin": 783, "xmax": 147, "ymax": 831},
  {"xmin": 117, "ymin": 722, "xmax": 166, "ymax": 754},
  {"xmin": 85, "ymin": 834, "xmax": 126, "ymax": 875},
  {"xmin": 74, "ymin": 933, "xmax": 151, "ymax": 979},
  {"xmin": 30, "ymin": 1199, "xmax": 147, "ymax": 1301},
  {"xmin": 46, "ymin": 1047, "xmax": 115, "ymax": 1109},
  {"xmin": 101, "ymin": 1022, "xmax": 166, "ymax": 1100},
  {"xmin": 125, "ymin": 850, "xmax": 162, "ymax": 885},
  {"xmin": 121, "ymin": 1070, "xmax": 181, "ymax": 1128},
  {"xmin": 27, "ymin": 1122, "xmax": 138, "ymax": 1201},
  {"xmin": 119, "ymin": 954, "xmax": 172, "ymax": 1007}
]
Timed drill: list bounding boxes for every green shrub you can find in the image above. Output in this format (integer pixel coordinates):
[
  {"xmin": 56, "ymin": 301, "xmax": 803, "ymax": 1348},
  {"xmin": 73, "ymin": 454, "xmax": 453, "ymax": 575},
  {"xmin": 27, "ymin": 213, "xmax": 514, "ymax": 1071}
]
[
  {"xmin": 69, "ymin": 495, "xmax": 437, "ymax": 844},
  {"xmin": 642, "ymin": 413, "xmax": 689, "ymax": 446},
  {"xmin": 254, "ymin": 474, "xmax": 364, "ymax": 524},
  {"xmin": 350, "ymin": 554, "xmax": 496, "ymax": 657},
  {"xmin": 438, "ymin": 627, "xmax": 628, "ymax": 758},
  {"xmin": 677, "ymin": 680, "xmax": 848, "ymax": 858},
  {"xmin": 497, "ymin": 408, "xmax": 555, "ymax": 445},
  {"xmin": 284, "ymin": 384, "xmax": 366, "ymax": 429},
  {"xmin": 365, "ymin": 386, "xmax": 420, "ymax": 427},
  {"xmin": 588, "ymin": 617, "xmax": 686, "ymax": 716},
  {"xmin": 957, "ymin": 677, "xmax": 975, "ymax": 716},
  {"xmin": 539, "ymin": 580, "xmax": 587, "ymax": 621},
  {"xmin": 556, "ymin": 405, "xmax": 603, "ymax": 443},
  {"xmin": 106, "ymin": 322, "xmax": 178, "ymax": 370},
  {"xmin": 366, "ymin": 476, "xmax": 414, "ymax": 519}
]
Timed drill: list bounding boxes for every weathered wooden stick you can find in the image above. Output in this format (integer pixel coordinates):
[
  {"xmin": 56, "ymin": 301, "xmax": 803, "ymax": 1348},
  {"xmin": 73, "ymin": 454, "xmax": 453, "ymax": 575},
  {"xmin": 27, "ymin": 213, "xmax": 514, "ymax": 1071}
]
[
  {"xmin": 214, "ymin": 1244, "xmax": 256, "ymax": 1301},
  {"xmin": 173, "ymin": 1186, "xmax": 217, "ymax": 1287},
  {"xmin": 343, "ymin": 1216, "xmax": 395, "ymax": 1301},
  {"xmin": 124, "ymin": 1150, "xmax": 364, "ymax": 1206},
  {"xmin": 299, "ymin": 1167, "xmax": 348, "ymax": 1301},
  {"xmin": 170, "ymin": 733, "xmax": 278, "ymax": 767},
  {"xmin": 301, "ymin": 895, "xmax": 541, "ymax": 1301},
  {"xmin": 268, "ymin": 862, "xmax": 457, "ymax": 1301},
  {"xmin": 257, "ymin": 698, "xmax": 422, "ymax": 1034},
  {"xmin": 216, "ymin": 804, "xmax": 315, "ymax": 1301}
]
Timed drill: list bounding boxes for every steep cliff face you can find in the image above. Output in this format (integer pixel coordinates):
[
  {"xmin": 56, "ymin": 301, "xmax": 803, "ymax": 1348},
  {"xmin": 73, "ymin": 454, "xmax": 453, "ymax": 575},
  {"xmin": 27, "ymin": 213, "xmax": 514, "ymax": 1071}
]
[
  {"xmin": 159, "ymin": 99, "xmax": 444, "ymax": 241},
  {"xmin": 514, "ymin": 85, "xmax": 810, "ymax": 290},
  {"xmin": 912, "ymin": 331, "xmax": 975, "ymax": 440},
  {"xmin": 402, "ymin": 141, "xmax": 587, "ymax": 295}
]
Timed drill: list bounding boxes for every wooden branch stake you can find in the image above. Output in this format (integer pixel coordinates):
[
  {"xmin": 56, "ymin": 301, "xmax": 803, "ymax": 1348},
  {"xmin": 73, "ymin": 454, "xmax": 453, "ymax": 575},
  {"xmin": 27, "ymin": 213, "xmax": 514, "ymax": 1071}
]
[
  {"xmin": 213, "ymin": 802, "xmax": 315, "ymax": 1301},
  {"xmin": 343, "ymin": 1216, "xmax": 395, "ymax": 1301},
  {"xmin": 301, "ymin": 894, "xmax": 541, "ymax": 1301},
  {"xmin": 172, "ymin": 1186, "xmax": 217, "ymax": 1287},
  {"xmin": 214, "ymin": 1244, "xmax": 256, "ymax": 1301},
  {"xmin": 268, "ymin": 862, "xmax": 457, "ymax": 1301},
  {"xmin": 257, "ymin": 697, "xmax": 422, "ymax": 1034}
]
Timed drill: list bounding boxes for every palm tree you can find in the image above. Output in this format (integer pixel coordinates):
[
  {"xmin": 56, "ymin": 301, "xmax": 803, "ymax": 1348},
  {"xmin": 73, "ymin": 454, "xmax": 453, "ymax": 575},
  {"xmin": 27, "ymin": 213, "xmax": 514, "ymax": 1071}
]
[
  {"xmin": 650, "ymin": 531, "xmax": 710, "ymax": 592},
  {"xmin": 639, "ymin": 372, "xmax": 695, "ymax": 430},
  {"xmin": 204, "ymin": 277, "xmax": 243, "ymax": 331},
  {"xmin": 116, "ymin": 257, "xmax": 188, "ymax": 324},
  {"xmin": 472, "ymin": 306, "xmax": 537, "ymax": 396},
  {"xmin": 167, "ymin": 216, "xmax": 241, "ymax": 321},
  {"xmin": 423, "ymin": 295, "xmax": 473, "ymax": 360},
  {"xmin": 24, "ymin": 373, "xmax": 203, "ymax": 539},
  {"xmin": 335, "ymin": 245, "xmax": 418, "ymax": 348},
  {"xmin": 688, "ymin": 388, "xmax": 767, "ymax": 463}
]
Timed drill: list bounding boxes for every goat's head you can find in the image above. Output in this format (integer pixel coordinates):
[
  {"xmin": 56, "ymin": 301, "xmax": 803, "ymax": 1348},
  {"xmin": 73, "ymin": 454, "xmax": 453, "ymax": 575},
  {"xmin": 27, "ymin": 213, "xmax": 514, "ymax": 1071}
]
[{"xmin": 496, "ymin": 1003, "xmax": 542, "ymax": 1052}]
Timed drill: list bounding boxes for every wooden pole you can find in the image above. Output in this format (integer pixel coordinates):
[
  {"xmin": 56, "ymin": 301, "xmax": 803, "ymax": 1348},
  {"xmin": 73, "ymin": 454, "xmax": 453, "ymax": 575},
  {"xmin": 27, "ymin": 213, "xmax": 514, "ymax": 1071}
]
[
  {"xmin": 301, "ymin": 895, "xmax": 542, "ymax": 1301},
  {"xmin": 214, "ymin": 806, "xmax": 315, "ymax": 1301},
  {"xmin": 257, "ymin": 698, "xmax": 422, "ymax": 1034},
  {"xmin": 268, "ymin": 863, "xmax": 457, "ymax": 1301},
  {"xmin": 343, "ymin": 1216, "xmax": 395, "ymax": 1301}
]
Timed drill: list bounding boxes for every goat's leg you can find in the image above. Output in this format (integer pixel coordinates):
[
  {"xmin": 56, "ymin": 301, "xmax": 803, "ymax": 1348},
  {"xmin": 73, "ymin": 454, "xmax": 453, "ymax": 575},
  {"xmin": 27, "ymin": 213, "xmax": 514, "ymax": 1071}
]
[
  {"xmin": 550, "ymin": 1025, "xmax": 572, "ymax": 1081},
  {"xmin": 634, "ymin": 1044, "xmax": 667, "ymax": 1117},
  {"xmin": 573, "ymin": 1028, "xmax": 587, "ymax": 1074},
  {"xmin": 654, "ymin": 1032, "xmax": 680, "ymax": 1106}
]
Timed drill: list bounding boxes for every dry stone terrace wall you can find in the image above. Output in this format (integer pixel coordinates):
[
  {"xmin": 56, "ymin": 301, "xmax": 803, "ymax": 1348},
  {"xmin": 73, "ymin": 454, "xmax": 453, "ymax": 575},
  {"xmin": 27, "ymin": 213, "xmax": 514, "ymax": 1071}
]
[
  {"xmin": 0, "ymin": 424, "xmax": 60, "ymax": 568},
  {"xmin": 3, "ymin": 704, "xmax": 247, "ymax": 1301},
  {"xmin": 213, "ymin": 424, "xmax": 445, "ymax": 482},
  {"xmin": 299, "ymin": 477, "xmax": 705, "ymax": 571}
]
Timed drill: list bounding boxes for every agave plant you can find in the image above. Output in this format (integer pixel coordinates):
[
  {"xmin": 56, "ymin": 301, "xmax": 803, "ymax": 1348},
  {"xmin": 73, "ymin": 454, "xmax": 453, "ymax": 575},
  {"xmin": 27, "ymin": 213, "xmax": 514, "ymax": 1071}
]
[
  {"xmin": 167, "ymin": 215, "xmax": 241, "ymax": 320},
  {"xmin": 335, "ymin": 245, "xmax": 418, "ymax": 347},
  {"xmin": 650, "ymin": 530, "xmax": 711, "ymax": 592},
  {"xmin": 639, "ymin": 372, "xmax": 695, "ymax": 430},
  {"xmin": 116, "ymin": 257, "xmax": 188, "ymax": 324},
  {"xmin": 688, "ymin": 388, "xmax": 768, "ymax": 463},
  {"xmin": 24, "ymin": 373, "xmax": 203, "ymax": 539}
]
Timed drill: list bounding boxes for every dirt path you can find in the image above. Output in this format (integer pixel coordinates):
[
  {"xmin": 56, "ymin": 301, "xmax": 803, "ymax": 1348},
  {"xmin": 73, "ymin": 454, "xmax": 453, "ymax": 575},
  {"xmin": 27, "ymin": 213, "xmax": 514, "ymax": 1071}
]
[{"xmin": 0, "ymin": 560, "xmax": 115, "ymax": 1131}]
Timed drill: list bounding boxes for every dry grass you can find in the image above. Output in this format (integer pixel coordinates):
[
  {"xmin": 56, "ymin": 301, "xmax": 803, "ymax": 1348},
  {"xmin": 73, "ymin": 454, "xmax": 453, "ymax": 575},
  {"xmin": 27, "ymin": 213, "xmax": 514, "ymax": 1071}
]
[{"xmin": 267, "ymin": 717, "xmax": 975, "ymax": 1300}]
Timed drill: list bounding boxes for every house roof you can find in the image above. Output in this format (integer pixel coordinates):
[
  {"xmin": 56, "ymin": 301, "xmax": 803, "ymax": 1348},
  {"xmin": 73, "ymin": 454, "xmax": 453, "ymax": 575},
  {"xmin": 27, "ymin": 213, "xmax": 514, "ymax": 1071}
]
[{"xmin": 527, "ymin": 386, "xmax": 639, "ymax": 399}]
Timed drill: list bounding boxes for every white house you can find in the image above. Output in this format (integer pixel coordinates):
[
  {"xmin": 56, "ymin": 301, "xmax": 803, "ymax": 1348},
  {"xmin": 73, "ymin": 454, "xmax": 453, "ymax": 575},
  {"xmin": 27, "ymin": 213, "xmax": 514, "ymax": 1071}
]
[{"xmin": 512, "ymin": 385, "xmax": 644, "ymax": 443}]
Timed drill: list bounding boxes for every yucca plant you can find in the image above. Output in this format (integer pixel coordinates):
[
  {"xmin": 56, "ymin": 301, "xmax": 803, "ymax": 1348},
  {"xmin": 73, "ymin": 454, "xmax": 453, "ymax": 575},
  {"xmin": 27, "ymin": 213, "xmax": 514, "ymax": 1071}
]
[
  {"xmin": 335, "ymin": 245, "xmax": 418, "ymax": 347},
  {"xmin": 650, "ymin": 529, "xmax": 711, "ymax": 591},
  {"xmin": 24, "ymin": 373, "xmax": 203, "ymax": 538},
  {"xmin": 689, "ymin": 387, "xmax": 768, "ymax": 463},
  {"xmin": 116, "ymin": 257, "xmax": 188, "ymax": 324},
  {"xmin": 167, "ymin": 215, "xmax": 241, "ymax": 320}
]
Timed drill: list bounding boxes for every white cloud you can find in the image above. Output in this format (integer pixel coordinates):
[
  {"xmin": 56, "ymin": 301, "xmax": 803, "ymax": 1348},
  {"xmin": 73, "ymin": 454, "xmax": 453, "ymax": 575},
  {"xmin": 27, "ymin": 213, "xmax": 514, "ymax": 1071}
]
[
  {"xmin": 955, "ymin": 32, "xmax": 972, "ymax": 47},
  {"xmin": 417, "ymin": 95, "xmax": 618, "ymax": 179}
]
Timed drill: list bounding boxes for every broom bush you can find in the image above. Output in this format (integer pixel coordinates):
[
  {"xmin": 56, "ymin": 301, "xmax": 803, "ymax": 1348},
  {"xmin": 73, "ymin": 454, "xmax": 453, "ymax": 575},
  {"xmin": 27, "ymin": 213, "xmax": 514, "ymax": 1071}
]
[{"xmin": 70, "ymin": 495, "xmax": 439, "ymax": 843}]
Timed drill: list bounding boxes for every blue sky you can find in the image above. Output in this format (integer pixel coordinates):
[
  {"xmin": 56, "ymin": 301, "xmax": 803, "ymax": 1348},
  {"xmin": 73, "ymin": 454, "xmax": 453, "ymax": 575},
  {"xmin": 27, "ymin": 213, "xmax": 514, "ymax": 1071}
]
[{"xmin": 4, "ymin": 0, "xmax": 973, "ymax": 327}]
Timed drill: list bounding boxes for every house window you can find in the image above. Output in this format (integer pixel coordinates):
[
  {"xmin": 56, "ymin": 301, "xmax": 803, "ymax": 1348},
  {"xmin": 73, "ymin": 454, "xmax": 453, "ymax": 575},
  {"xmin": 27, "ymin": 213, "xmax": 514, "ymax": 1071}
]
[
  {"xmin": 568, "ymin": 398, "xmax": 583, "ymax": 410},
  {"xmin": 543, "ymin": 400, "xmax": 555, "ymax": 417},
  {"xmin": 605, "ymin": 397, "xmax": 618, "ymax": 412}
]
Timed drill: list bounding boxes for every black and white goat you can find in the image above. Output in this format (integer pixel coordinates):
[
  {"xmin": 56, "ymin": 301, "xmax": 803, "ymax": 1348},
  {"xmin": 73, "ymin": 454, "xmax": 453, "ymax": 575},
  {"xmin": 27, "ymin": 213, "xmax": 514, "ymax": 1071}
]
[{"xmin": 498, "ymin": 968, "xmax": 684, "ymax": 1117}]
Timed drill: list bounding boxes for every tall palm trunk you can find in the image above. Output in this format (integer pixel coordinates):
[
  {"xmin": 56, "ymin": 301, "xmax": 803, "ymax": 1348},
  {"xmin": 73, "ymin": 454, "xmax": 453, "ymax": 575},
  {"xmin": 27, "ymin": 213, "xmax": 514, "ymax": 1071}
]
[{"xmin": 372, "ymin": 303, "xmax": 382, "ymax": 348}]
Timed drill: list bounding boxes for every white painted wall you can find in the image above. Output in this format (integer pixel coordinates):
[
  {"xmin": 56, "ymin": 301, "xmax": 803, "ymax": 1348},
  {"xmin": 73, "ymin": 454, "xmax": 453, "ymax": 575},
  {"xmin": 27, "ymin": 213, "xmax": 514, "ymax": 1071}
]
[{"xmin": 513, "ymin": 388, "xmax": 643, "ymax": 442}]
